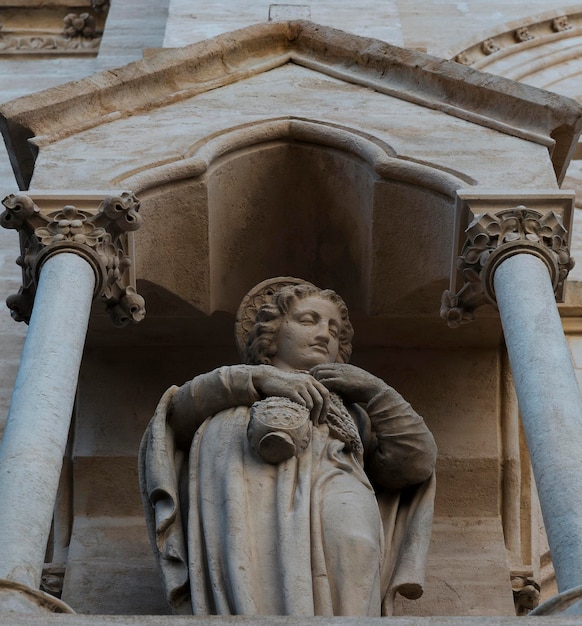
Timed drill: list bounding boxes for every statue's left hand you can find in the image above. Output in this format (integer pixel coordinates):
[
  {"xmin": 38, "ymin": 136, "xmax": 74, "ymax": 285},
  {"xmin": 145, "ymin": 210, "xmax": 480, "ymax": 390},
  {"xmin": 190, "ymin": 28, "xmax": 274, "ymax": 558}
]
[{"xmin": 310, "ymin": 363, "xmax": 387, "ymax": 405}]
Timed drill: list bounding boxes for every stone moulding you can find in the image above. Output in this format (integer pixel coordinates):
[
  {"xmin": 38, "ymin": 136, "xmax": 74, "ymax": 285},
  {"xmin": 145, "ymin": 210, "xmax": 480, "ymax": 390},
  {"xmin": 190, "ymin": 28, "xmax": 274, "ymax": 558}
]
[
  {"xmin": 447, "ymin": 8, "xmax": 582, "ymax": 69},
  {"xmin": 0, "ymin": 192, "xmax": 145, "ymax": 327},
  {"xmin": 118, "ymin": 116, "xmax": 473, "ymax": 195},
  {"xmin": 441, "ymin": 191, "xmax": 575, "ymax": 328},
  {"xmin": 1, "ymin": 20, "xmax": 582, "ymax": 189},
  {"xmin": 0, "ymin": 32, "xmax": 100, "ymax": 55}
]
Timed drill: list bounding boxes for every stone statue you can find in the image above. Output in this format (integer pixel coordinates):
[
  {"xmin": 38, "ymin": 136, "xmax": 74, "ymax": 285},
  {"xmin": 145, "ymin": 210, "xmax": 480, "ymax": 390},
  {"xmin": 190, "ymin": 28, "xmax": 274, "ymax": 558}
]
[{"xmin": 139, "ymin": 277, "xmax": 437, "ymax": 616}]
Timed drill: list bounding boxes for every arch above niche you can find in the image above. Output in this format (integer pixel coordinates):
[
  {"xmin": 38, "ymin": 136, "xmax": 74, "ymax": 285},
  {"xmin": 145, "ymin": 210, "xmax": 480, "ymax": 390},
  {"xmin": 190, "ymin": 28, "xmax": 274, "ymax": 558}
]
[
  {"xmin": 119, "ymin": 117, "xmax": 474, "ymax": 195},
  {"xmin": 442, "ymin": 6, "xmax": 582, "ymax": 89},
  {"xmin": 130, "ymin": 118, "xmax": 466, "ymax": 320}
]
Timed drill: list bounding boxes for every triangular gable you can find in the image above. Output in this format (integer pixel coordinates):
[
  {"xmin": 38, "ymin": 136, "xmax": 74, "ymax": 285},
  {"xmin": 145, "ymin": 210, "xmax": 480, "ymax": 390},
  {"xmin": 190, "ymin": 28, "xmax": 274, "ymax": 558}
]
[{"xmin": 1, "ymin": 20, "xmax": 581, "ymax": 189}]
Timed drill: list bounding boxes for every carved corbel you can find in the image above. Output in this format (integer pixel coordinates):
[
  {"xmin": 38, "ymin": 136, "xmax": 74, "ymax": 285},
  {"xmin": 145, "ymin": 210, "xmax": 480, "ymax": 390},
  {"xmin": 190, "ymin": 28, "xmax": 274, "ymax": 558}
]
[
  {"xmin": 0, "ymin": 192, "xmax": 145, "ymax": 327},
  {"xmin": 441, "ymin": 193, "xmax": 575, "ymax": 328}
]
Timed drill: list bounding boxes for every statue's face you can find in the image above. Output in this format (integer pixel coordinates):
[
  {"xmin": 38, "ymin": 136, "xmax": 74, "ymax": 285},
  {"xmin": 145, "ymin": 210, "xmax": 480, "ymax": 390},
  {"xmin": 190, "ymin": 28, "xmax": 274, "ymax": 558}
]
[{"xmin": 271, "ymin": 295, "xmax": 341, "ymax": 371}]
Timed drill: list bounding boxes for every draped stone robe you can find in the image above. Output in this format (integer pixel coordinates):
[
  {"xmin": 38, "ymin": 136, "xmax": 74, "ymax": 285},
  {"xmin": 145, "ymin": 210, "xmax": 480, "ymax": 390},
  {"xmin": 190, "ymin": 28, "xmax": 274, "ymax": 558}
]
[{"xmin": 139, "ymin": 365, "xmax": 436, "ymax": 616}]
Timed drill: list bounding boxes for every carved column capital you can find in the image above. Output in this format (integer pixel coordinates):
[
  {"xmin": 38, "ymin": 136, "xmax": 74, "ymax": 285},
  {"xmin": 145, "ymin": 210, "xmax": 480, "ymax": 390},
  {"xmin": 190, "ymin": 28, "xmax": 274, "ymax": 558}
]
[
  {"xmin": 441, "ymin": 193, "xmax": 575, "ymax": 328},
  {"xmin": 1, "ymin": 192, "xmax": 145, "ymax": 326}
]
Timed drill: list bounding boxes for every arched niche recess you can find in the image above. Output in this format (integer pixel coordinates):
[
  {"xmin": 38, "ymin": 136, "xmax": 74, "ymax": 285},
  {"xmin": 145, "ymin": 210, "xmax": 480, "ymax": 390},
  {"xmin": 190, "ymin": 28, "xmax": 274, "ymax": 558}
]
[{"xmin": 123, "ymin": 118, "xmax": 468, "ymax": 320}]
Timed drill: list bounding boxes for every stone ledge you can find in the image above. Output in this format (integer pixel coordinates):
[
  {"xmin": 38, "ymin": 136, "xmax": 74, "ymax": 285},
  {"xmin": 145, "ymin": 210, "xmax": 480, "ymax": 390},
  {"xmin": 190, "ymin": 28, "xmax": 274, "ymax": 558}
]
[{"xmin": 0, "ymin": 616, "xmax": 580, "ymax": 625}]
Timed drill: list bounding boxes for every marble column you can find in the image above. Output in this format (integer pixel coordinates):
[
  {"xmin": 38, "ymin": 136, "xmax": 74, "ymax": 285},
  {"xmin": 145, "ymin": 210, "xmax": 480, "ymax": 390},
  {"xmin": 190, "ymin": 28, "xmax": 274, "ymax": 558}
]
[
  {"xmin": 495, "ymin": 253, "xmax": 582, "ymax": 592},
  {"xmin": 0, "ymin": 193, "xmax": 145, "ymax": 613},
  {"xmin": 442, "ymin": 202, "xmax": 582, "ymax": 614}
]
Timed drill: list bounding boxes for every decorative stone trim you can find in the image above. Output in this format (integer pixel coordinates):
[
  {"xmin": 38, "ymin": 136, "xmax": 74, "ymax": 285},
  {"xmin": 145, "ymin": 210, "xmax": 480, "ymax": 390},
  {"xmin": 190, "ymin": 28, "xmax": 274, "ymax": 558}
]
[
  {"xmin": 452, "ymin": 10, "xmax": 582, "ymax": 67},
  {"xmin": 481, "ymin": 38, "xmax": 501, "ymax": 55},
  {"xmin": 0, "ymin": 33, "xmax": 100, "ymax": 53},
  {"xmin": 552, "ymin": 16, "xmax": 573, "ymax": 33},
  {"xmin": 514, "ymin": 27, "xmax": 534, "ymax": 43},
  {"xmin": 442, "ymin": 193, "xmax": 575, "ymax": 328},
  {"xmin": 0, "ymin": 1, "xmax": 106, "ymax": 56},
  {"xmin": 0, "ymin": 193, "xmax": 145, "ymax": 327},
  {"xmin": 63, "ymin": 13, "xmax": 97, "ymax": 38}
]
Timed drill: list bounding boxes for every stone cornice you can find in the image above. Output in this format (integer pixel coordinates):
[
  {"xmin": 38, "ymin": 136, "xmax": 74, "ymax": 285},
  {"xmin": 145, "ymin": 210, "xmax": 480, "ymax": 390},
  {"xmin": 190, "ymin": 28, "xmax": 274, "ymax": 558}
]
[{"xmin": 1, "ymin": 20, "xmax": 581, "ymax": 189}]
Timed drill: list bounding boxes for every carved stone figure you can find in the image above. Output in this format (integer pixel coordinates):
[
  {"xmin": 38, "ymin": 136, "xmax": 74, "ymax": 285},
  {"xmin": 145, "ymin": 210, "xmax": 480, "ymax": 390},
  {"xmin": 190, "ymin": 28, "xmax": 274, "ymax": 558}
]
[{"xmin": 140, "ymin": 278, "xmax": 437, "ymax": 616}]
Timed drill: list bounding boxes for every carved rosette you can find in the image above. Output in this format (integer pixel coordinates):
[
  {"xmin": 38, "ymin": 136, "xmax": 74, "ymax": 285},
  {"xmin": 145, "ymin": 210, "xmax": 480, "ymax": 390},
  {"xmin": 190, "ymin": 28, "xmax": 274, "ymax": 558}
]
[
  {"xmin": 441, "ymin": 206, "xmax": 574, "ymax": 328},
  {"xmin": 552, "ymin": 16, "xmax": 572, "ymax": 32},
  {"xmin": 0, "ymin": 193, "xmax": 145, "ymax": 327},
  {"xmin": 481, "ymin": 38, "xmax": 501, "ymax": 55},
  {"xmin": 63, "ymin": 13, "xmax": 96, "ymax": 39},
  {"xmin": 514, "ymin": 27, "xmax": 534, "ymax": 42}
]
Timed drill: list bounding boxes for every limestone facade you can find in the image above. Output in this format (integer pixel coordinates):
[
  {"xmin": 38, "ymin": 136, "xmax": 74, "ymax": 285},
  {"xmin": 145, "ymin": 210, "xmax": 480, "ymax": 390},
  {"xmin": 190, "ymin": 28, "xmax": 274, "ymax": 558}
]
[{"xmin": 1, "ymin": 0, "xmax": 582, "ymax": 619}]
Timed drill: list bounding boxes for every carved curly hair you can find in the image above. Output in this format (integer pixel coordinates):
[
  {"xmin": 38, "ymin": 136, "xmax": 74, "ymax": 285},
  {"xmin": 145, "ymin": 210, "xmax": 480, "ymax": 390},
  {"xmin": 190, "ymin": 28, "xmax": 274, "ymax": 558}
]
[{"xmin": 244, "ymin": 283, "xmax": 353, "ymax": 366}]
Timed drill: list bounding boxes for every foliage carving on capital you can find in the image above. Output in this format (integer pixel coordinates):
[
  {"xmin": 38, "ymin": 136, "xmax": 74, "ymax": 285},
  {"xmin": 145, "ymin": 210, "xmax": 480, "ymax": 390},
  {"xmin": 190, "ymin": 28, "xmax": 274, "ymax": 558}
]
[
  {"xmin": 0, "ymin": 193, "xmax": 145, "ymax": 327},
  {"xmin": 441, "ymin": 206, "xmax": 574, "ymax": 328}
]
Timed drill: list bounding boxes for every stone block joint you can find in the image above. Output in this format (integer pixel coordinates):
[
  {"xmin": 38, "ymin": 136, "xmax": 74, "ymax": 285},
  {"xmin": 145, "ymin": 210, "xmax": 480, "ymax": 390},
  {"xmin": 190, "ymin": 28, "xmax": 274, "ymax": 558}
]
[
  {"xmin": 0, "ymin": 192, "xmax": 145, "ymax": 327},
  {"xmin": 441, "ymin": 206, "xmax": 574, "ymax": 328}
]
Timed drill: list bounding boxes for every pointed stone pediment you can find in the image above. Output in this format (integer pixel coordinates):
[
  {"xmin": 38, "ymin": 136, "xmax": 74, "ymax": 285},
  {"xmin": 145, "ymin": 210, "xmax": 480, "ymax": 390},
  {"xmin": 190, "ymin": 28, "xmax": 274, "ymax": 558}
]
[
  {"xmin": 2, "ymin": 20, "xmax": 582, "ymax": 339},
  {"xmin": 2, "ymin": 20, "xmax": 582, "ymax": 189}
]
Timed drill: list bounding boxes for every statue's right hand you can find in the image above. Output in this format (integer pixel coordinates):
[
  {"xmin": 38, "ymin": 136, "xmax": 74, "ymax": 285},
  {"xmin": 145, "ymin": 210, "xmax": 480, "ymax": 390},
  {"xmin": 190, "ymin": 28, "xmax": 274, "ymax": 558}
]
[{"xmin": 251, "ymin": 365, "xmax": 330, "ymax": 424}]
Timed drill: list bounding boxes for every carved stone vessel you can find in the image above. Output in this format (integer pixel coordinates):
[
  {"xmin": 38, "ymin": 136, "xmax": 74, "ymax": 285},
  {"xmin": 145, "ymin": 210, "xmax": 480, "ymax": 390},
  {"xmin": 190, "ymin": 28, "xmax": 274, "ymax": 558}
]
[{"xmin": 247, "ymin": 396, "xmax": 311, "ymax": 464}]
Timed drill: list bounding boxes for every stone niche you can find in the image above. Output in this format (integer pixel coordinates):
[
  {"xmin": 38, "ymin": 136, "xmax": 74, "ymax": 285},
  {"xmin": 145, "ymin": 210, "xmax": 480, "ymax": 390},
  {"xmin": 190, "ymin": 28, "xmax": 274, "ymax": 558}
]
[{"xmin": 1, "ymin": 20, "xmax": 581, "ymax": 616}]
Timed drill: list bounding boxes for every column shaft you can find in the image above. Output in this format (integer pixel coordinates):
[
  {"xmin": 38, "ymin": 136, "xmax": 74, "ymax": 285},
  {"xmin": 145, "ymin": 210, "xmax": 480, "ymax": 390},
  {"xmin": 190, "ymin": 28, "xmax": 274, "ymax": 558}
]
[
  {"xmin": 494, "ymin": 252, "xmax": 582, "ymax": 593},
  {"xmin": 0, "ymin": 253, "xmax": 95, "ymax": 589}
]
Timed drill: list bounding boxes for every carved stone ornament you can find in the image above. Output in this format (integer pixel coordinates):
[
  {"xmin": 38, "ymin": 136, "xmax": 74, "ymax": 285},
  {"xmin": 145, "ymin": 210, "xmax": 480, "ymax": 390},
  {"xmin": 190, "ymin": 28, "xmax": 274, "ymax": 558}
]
[
  {"xmin": 440, "ymin": 206, "xmax": 574, "ymax": 328},
  {"xmin": 481, "ymin": 38, "xmax": 501, "ymax": 55},
  {"xmin": 0, "ymin": 4, "xmax": 105, "ymax": 56},
  {"xmin": 455, "ymin": 51, "xmax": 473, "ymax": 65},
  {"xmin": 514, "ymin": 26, "xmax": 535, "ymax": 42},
  {"xmin": 512, "ymin": 575, "xmax": 540, "ymax": 615},
  {"xmin": 91, "ymin": 0, "xmax": 110, "ymax": 13},
  {"xmin": 0, "ymin": 193, "xmax": 145, "ymax": 327},
  {"xmin": 451, "ymin": 11, "xmax": 581, "ymax": 68},
  {"xmin": 0, "ymin": 33, "xmax": 100, "ymax": 53},
  {"xmin": 552, "ymin": 16, "xmax": 572, "ymax": 32},
  {"xmin": 63, "ymin": 13, "xmax": 97, "ymax": 39},
  {"xmin": 40, "ymin": 566, "xmax": 65, "ymax": 600}
]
